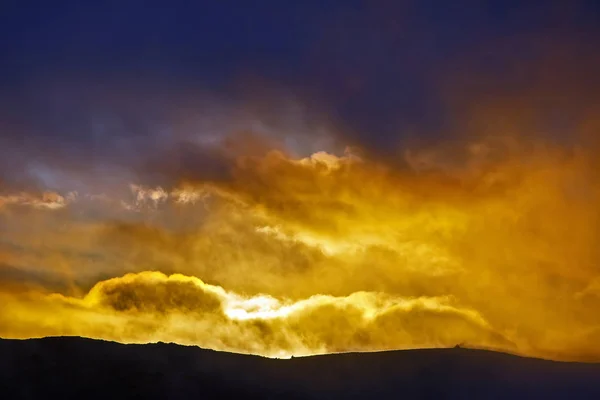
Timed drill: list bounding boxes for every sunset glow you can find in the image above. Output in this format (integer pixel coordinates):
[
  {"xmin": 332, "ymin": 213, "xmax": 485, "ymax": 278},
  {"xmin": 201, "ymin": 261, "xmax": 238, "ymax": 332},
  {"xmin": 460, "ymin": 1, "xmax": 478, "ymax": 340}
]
[{"xmin": 1, "ymin": 133, "xmax": 599, "ymax": 361}]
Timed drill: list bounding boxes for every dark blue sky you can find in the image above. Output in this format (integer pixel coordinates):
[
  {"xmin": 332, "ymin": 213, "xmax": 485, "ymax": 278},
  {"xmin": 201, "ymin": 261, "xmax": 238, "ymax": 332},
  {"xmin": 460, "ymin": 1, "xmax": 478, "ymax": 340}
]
[{"xmin": 1, "ymin": 0, "xmax": 600, "ymax": 187}]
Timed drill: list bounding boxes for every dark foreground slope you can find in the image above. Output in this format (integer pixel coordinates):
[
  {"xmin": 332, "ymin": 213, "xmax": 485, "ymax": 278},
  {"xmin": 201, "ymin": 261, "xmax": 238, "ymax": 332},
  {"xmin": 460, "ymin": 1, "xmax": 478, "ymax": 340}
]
[{"xmin": 1, "ymin": 338, "xmax": 599, "ymax": 399}]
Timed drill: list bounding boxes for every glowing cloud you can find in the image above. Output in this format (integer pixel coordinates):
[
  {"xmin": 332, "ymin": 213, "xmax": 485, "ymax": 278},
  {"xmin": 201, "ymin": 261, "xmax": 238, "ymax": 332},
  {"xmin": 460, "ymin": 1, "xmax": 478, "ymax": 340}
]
[
  {"xmin": 0, "ymin": 135, "xmax": 599, "ymax": 362},
  {"xmin": 0, "ymin": 271, "xmax": 512, "ymax": 359}
]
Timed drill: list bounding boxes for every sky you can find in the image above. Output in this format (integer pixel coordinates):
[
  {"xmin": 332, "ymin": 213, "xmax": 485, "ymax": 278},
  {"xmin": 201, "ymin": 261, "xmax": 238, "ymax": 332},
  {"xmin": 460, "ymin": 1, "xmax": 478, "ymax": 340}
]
[{"xmin": 1, "ymin": 1, "xmax": 600, "ymax": 360}]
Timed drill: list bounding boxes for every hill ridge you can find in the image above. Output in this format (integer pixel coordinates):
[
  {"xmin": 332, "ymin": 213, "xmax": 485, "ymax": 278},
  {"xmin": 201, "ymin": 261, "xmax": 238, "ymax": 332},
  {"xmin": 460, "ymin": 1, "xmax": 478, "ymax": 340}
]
[{"xmin": 1, "ymin": 337, "xmax": 599, "ymax": 399}]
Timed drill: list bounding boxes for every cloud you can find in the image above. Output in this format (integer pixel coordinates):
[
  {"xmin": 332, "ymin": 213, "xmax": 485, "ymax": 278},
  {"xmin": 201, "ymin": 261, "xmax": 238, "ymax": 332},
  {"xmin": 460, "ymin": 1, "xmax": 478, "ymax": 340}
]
[
  {"xmin": 86, "ymin": 272, "xmax": 224, "ymax": 315},
  {"xmin": 0, "ymin": 138, "xmax": 598, "ymax": 361},
  {"xmin": 0, "ymin": 271, "xmax": 516, "ymax": 358},
  {"xmin": 0, "ymin": 191, "xmax": 73, "ymax": 210},
  {"xmin": 1, "ymin": 19, "xmax": 600, "ymax": 361}
]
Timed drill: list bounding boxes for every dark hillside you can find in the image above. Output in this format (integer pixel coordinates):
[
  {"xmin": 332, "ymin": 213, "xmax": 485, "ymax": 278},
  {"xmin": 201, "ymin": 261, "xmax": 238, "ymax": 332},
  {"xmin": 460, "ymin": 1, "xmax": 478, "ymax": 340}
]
[{"xmin": 1, "ymin": 337, "xmax": 599, "ymax": 399}]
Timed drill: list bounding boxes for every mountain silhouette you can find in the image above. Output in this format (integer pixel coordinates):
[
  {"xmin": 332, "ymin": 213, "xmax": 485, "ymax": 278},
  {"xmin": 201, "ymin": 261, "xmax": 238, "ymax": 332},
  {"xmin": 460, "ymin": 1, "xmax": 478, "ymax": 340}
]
[{"xmin": 1, "ymin": 337, "xmax": 599, "ymax": 399}]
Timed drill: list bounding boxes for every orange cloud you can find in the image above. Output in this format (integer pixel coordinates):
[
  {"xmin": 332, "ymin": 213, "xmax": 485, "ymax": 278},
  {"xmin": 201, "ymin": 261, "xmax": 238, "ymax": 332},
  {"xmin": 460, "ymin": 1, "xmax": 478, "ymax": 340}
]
[{"xmin": 0, "ymin": 134, "xmax": 599, "ymax": 362}]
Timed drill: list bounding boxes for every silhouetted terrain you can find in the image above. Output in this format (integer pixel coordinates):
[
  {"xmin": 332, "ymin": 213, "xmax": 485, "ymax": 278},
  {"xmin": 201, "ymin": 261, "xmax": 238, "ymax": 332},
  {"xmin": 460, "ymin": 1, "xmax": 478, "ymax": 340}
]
[{"xmin": 1, "ymin": 337, "xmax": 599, "ymax": 399}]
